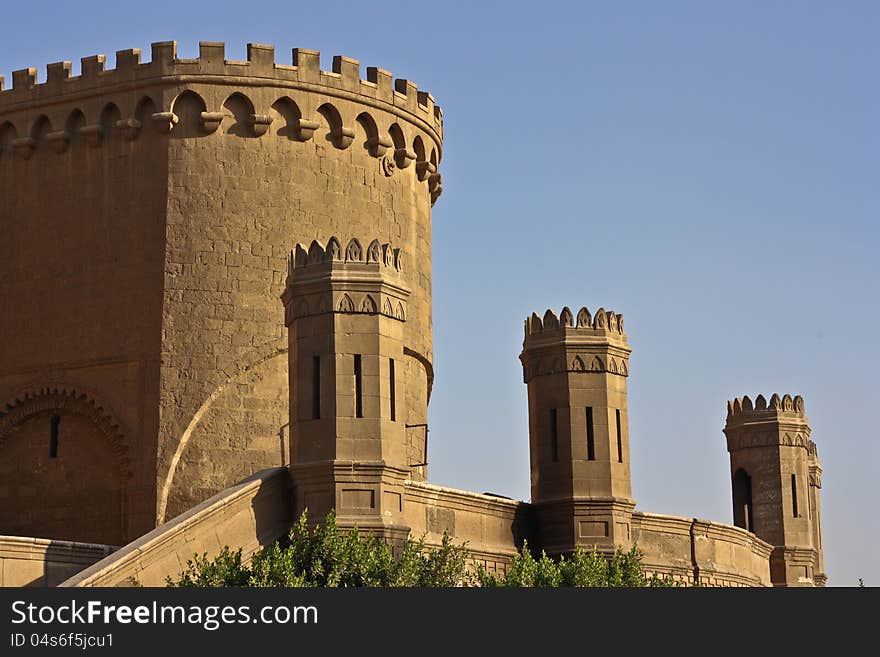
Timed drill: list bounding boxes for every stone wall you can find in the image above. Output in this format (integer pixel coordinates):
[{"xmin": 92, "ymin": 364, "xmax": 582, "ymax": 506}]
[
  {"xmin": 402, "ymin": 481, "xmax": 532, "ymax": 574},
  {"xmin": 0, "ymin": 42, "xmax": 443, "ymax": 544},
  {"xmin": 632, "ymin": 511, "xmax": 773, "ymax": 586},
  {"xmin": 0, "ymin": 412, "xmax": 128, "ymax": 545},
  {"xmin": 0, "ymin": 536, "xmax": 115, "ymax": 587},
  {"xmin": 0, "ymin": 78, "xmax": 167, "ymax": 542},
  {"xmin": 50, "ymin": 470, "xmax": 777, "ymax": 587},
  {"xmin": 156, "ymin": 64, "xmax": 440, "ymax": 521},
  {"xmin": 399, "ymin": 487, "xmax": 774, "ymax": 585}
]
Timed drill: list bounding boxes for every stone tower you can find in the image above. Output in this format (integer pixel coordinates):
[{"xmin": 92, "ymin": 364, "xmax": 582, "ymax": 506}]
[
  {"xmin": 281, "ymin": 236, "xmax": 411, "ymax": 540},
  {"xmin": 724, "ymin": 394, "xmax": 826, "ymax": 586},
  {"xmin": 0, "ymin": 41, "xmax": 441, "ymax": 546},
  {"xmin": 519, "ymin": 306, "xmax": 634, "ymax": 555}
]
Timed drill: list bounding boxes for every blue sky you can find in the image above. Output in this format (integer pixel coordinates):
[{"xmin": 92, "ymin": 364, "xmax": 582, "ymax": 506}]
[{"xmin": 2, "ymin": 1, "xmax": 877, "ymax": 586}]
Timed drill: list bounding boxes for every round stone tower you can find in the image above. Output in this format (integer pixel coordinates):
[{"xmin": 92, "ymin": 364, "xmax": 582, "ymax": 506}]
[{"xmin": 0, "ymin": 41, "xmax": 442, "ymax": 544}]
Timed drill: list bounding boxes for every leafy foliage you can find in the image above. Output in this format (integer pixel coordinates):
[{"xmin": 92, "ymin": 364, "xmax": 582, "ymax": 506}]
[
  {"xmin": 168, "ymin": 510, "xmax": 469, "ymax": 587},
  {"xmin": 474, "ymin": 542, "xmax": 677, "ymax": 587},
  {"xmin": 168, "ymin": 510, "xmax": 678, "ymax": 587}
]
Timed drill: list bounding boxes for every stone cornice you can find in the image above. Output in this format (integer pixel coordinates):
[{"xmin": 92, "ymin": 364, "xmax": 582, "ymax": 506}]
[
  {"xmin": 724, "ymin": 428, "xmax": 813, "ymax": 453},
  {"xmin": 404, "ymin": 480, "xmax": 527, "ymax": 518},
  {"xmin": 0, "ymin": 42, "xmax": 443, "ymax": 149}
]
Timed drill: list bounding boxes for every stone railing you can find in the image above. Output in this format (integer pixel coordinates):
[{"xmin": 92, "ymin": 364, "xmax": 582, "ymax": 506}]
[
  {"xmin": 60, "ymin": 467, "xmax": 291, "ymax": 587},
  {"xmin": 632, "ymin": 511, "xmax": 773, "ymax": 587},
  {"xmin": 0, "ymin": 536, "xmax": 115, "ymax": 587}
]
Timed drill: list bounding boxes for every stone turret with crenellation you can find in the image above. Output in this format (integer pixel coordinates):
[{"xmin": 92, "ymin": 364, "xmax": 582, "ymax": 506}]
[
  {"xmin": 519, "ymin": 305, "xmax": 634, "ymax": 556},
  {"xmin": 724, "ymin": 394, "xmax": 825, "ymax": 586}
]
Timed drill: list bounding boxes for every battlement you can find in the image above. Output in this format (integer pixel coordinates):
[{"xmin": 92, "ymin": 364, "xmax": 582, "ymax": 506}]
[
  {"xmin": 724, "ymin": 394, "xmax": 812, "ymax": 452},
  {"xmin": 520, "ymin": 306, "xmax": 630, "ymax": 382},
  {"xmin": 726, "ymin": 394, "xmax": 806, "ymax": 420},
  {"xmin": 523, "ymin": 306, "xmax": 626, "ymax": 339},
  {"xmin": 0, "ymin": 42, "xmax": 443, "ymax": 205},
  {"xmin": 289, "ymin": 236, "xmax": 403, "ymax": 276},
  {"xmin": 0, "ymin": 41, "xmax": 442, "ymax": 131},
  {"xmin": 282, "ymin": 237, "xmax": 409, "ymax": 326}
]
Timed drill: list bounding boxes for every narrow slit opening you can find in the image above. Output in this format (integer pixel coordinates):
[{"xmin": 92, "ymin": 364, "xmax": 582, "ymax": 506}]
[
  {"xmin": 586, "ymin": 406, "xmax": 595, "ymax": 461},
  {"xmin": 49, "ymin": 414, "xmax": 60, "ymax": 458},
  {"xmin": 354, "ymin": 354, "xmax": 363, "ymax": 418},
  {"xmin": 389, "ymin": 358, "xmax": 396, "ymax": 421},
  {"xmin": 616, "ymin": 408, "xmax": 623, "ymax": 463}
]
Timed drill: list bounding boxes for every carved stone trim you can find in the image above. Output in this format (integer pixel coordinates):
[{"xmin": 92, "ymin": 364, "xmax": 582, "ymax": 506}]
[
  {"xmin": 151, "ymin": 111, "xmax": 178, "ymax": 133},
  {"xmin": 520, "ymin": 353, "xmax": 630, "ymax": 382},
  {"xmin": 285, "ymin": 291, "xmax": 408, "ymax": 323},
  {"xmin": 45, "ymin": 130, "xmax": 70, "ymax": 152},
  {"xmin": 296, "ymin": 118, "xmax": 320, "ymax": 141},
  {"xmin": 11, "ymin": 137, "xmax": 35, "ymax": 159},
  {"xmin": 0, "ymin": 386, "xmax": 132, "ymax": 478},
  {"xmin": 724, "ymin": 430, "xmax": 812, "ymax": 453},
  {"xmin": 115, "ymin": 117, "xmax": 142, "ymax": 141},
  {"xmin": 249, "ymin": 113, "xmax": 273, "ymax": 137},
  {"xmin": 200, "ymin": 111, "xmax": 224, "ymax": 133}
]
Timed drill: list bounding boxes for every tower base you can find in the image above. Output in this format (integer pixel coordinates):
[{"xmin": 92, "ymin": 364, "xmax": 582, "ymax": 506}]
[{"xmin": 535, "ymin": 497, "xmax": 635, "ymax": 556}]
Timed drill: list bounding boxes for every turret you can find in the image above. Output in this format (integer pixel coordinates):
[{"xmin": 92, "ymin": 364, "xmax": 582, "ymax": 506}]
[
  {"xmin": 519, "ymin": 306, "xmax": 634, "ymax": 555},
  {"xmin": 724, "ymin": 394, "xmax": 826, "ymax": 586},
  {"xmin": 282, "ymin": 236, "xmax": 411, "ymax": 541}
]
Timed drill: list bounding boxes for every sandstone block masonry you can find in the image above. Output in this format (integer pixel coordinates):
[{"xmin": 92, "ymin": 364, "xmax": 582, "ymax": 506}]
[
  {"xmin": 0, "ymin": 41, "xmax": 441, "ymax": 545},
  {"xmin": 1, "ymin": 41, "xmax": 825, "ymax": 587},
  {"xmin": 724, "ymin": 394, "xmax": 825, "ymax": 586}
]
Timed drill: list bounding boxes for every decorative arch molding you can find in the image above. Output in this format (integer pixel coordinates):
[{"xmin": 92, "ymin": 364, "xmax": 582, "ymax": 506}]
[
  {"xmin": 157, "ymin": 339, "xmax": 289, "ymax": 524},
  {"xmin": 403, "ymin": 346, "xmax": 434, "ymax": 405},
  {"xmin": 0, "ymin": 385, "xmax": 132, "ymax": 478}
]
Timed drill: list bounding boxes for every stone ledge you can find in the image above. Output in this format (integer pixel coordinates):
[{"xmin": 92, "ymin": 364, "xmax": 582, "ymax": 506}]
[{"xmin": 60, "ymin": 467, "xmax": 291, "ymax": 587}]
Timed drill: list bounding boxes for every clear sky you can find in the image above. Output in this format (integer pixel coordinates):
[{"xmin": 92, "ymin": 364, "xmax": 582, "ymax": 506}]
[{"xmin": 2, "ymin": 1, "xmax": 877, "ymax": 586}]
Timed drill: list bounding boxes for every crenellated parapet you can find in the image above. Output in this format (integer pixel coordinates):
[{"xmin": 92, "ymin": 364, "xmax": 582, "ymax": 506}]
[
  {"xmin": 524, "ymin": 306, "xmax": 626, "ymax": 336},
  {"xmin": 0, "ymin": 41, "xmax": 441, "ymax": 131},
  {"xmin": 281, "ymin": 237, "xmax": 409, "ymax": 326},
  {"xmin": 0, "ymin": 41, "xmax": 443, "ymax": 203},
  {"xmin": 520, "ymin": 306, "xmax": 630, "ymax": 383},
  {"xmin": 723, "ymin": 393, "xmax": 825, "ymax": 586},
  {"xmin": 727, "ymin": 393, "xmax": 805, "ymax": 418},
  {"xmin": 724, "ymin": 394, "xmax": 811, "ymax": 452}
]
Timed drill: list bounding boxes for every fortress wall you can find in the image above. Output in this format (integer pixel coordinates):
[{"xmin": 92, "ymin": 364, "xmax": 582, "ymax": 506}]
[
  {"xmin": 632, "ymin": 511, "xmax": 772, "ymax": 586},
  {"xmin": 148, "ymin": 52, "xmax": 441, "ymax": 523},
  {"xmin": 403, "ymin": 481, "xmax": 529, "ymax": 573},
  {"xmin": 0, "ymin": 536, "xmax": 115, "ymax": 587},
  {"xmin": 0, "ymin": 85, "xmax": 169, "ymax": 543},
  {"xmin": 61, "ymin": 467, "xmax": 291, "ymax": 587},
  {"xmin": 0, "ymin": 414, "xmax": 129, "ymax": 545},
  {"xmin": 0, "ymin": 43, "xmax": 442, "ymax": 537}
]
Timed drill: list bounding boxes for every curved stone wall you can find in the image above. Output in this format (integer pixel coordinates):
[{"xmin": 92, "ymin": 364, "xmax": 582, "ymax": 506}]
[
  {"xmin": 0, "ymin": 536, "xmax": 114, "ymax": 587},
  {"xmin": 61, "ymin": 467, "xmax": 290, "ymax": 587},
  {"xmin": 632, "ymin": 511, "xmax": 773, "ymax": 586},
  {"xmin": 0, "ymin": 41, "xmax": 442, "ymax": 538}
]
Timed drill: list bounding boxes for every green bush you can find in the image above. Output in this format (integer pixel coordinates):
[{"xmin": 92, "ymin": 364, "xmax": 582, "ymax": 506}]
[
  {"xmin": 474, "ymin": 542, "xmax": 677, "ymax": 587},
  {"xmin": 168, "ymin": 510, "xmax": 469, "ymax": 587},
  {"xmin": 167, "ymin": 510, "xmax": 678, "ymax": 587}
]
